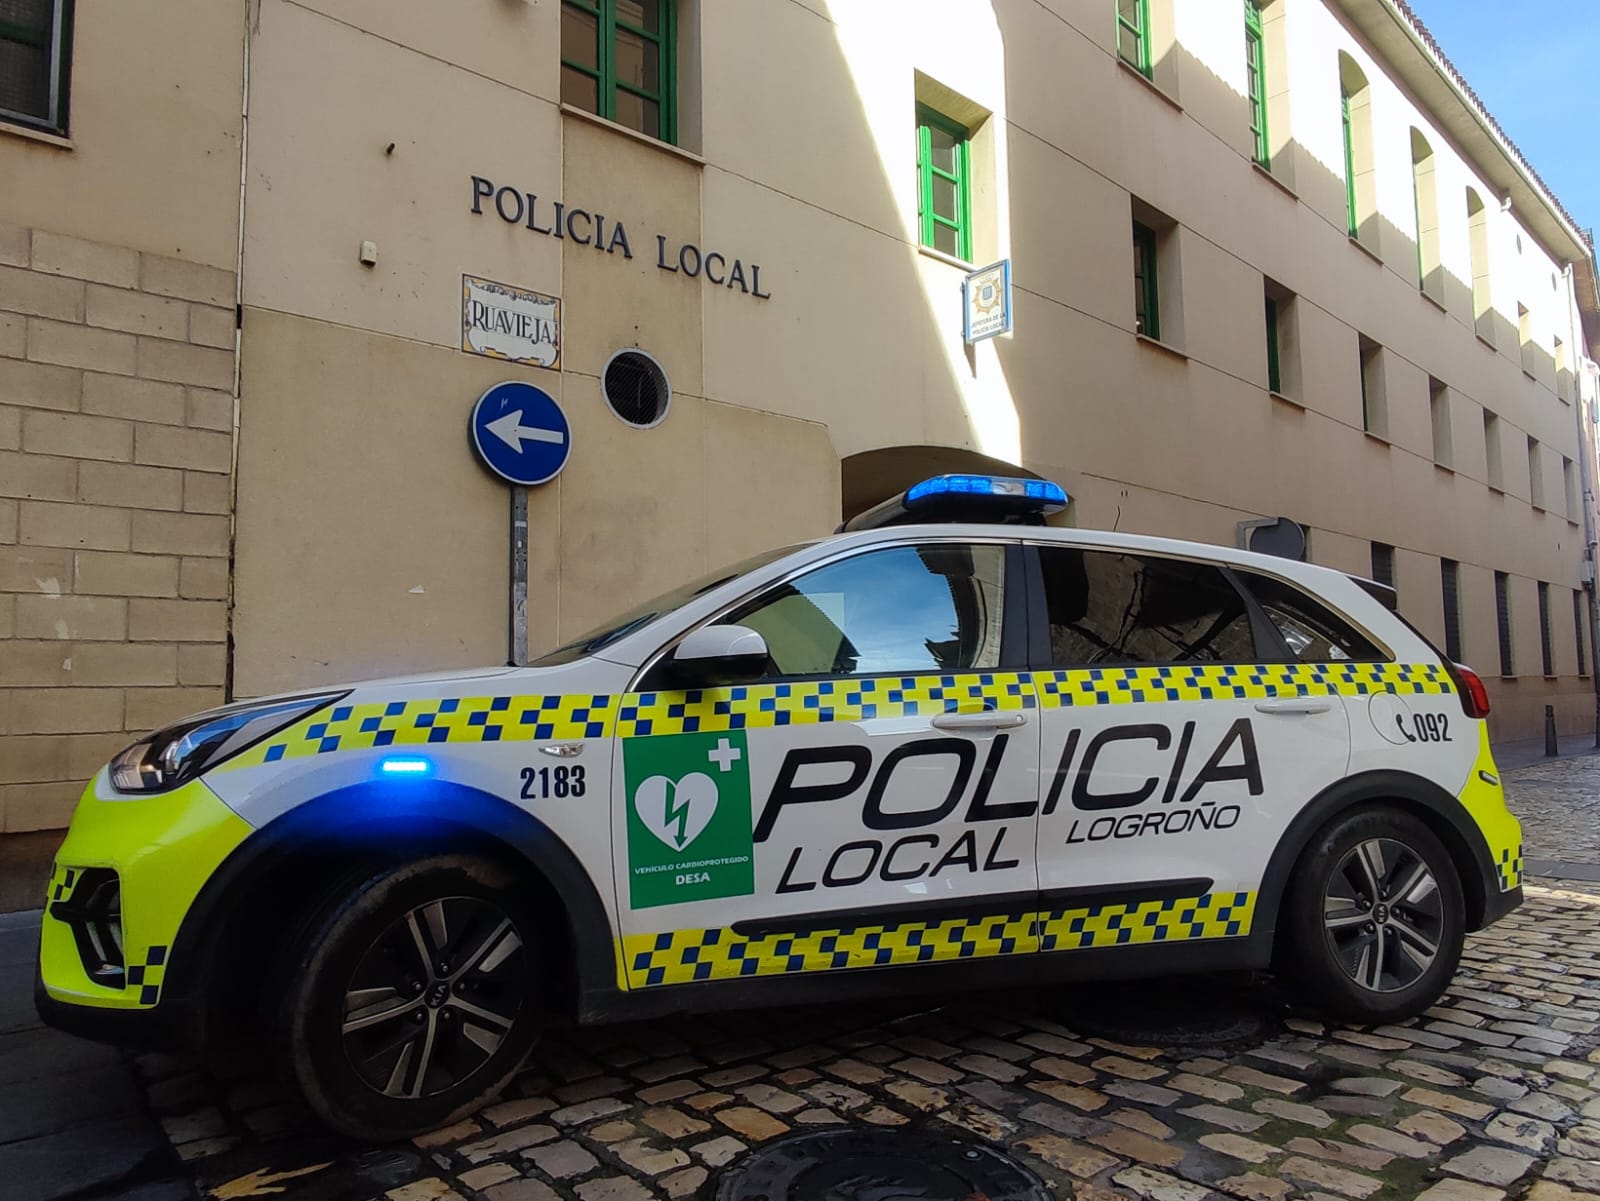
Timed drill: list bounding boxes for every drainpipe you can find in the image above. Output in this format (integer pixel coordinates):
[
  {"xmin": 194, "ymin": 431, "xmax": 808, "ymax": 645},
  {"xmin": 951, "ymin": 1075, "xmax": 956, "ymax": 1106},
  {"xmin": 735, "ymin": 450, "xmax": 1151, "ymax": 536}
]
[
  {"xmin": 224, "ymin": 0, "xmax": 255, "ymax": 704},
  {"xmin": 1564, "ymin": 256, "xmax": 1600, "ymax": 745}
]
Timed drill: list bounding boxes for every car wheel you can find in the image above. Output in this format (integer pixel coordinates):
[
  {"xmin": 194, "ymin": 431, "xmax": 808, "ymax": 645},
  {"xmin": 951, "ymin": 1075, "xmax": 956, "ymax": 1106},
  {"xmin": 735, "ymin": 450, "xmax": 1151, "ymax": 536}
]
[
  {"xmin": 277, "ymin": 854, "xmax": 542, "ymax": 1140},
  {"xmin": 1283, "ymin": 807, "xmax": 1464, "ymax": 1024}
]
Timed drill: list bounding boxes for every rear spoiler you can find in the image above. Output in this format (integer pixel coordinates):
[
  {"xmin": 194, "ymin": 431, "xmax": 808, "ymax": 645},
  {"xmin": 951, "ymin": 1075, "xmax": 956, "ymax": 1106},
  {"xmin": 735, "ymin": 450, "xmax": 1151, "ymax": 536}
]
[{"xmin": 1348, "ymin": 574, "xmax": 1398, "ymax": 611}]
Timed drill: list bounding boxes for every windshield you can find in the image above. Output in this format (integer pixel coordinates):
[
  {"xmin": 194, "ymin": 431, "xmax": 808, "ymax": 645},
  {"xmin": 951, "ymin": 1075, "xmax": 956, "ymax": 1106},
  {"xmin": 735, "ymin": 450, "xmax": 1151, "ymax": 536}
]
[{"xmin": 528, "ymin": 543, "xmax": 808, "ymax": 666}]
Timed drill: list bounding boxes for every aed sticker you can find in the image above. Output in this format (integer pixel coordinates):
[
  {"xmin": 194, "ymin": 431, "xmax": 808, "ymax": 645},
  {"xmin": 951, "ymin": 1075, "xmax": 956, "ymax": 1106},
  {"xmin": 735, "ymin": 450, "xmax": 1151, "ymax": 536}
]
[{"xmin": 624, "ymin": 730, "xmax": 755, "ymax": 910}]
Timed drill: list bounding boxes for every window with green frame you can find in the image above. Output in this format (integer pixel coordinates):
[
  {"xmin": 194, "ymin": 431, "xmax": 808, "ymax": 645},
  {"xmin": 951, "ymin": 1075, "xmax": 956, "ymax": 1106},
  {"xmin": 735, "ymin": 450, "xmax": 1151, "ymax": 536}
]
[
  {"xmin": 1133, "ymin": 221, "xmax": 1159, "ymax": 340},
  {"xmin": 916, "ymin": 107, "xmax": 971, "ymax": 262},
  {"xmin": 1117, "ymin": 0, "xmax": 1150, "ymax": 77},
  {"xmin": 0, "ymin": 0, "xmax": 72, "ymax": 135},
  {"xmin": 1244, "ymin": 0, "xmax": 1269, "ymax": 167},
  {"xmin": 1340, "ymin": 88, "xmax": 1357, "ymax": 236},
  {"xmin": 560, "ymin": 0, "xmax": 676, "ymax": 143}
]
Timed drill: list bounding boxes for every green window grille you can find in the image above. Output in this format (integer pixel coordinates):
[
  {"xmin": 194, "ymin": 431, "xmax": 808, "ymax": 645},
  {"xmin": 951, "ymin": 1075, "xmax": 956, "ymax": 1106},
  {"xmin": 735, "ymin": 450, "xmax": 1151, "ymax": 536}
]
[
  {"xmin": 917, "ymin": 107, "xmax": 972, "ymax": 262},
  {"xmin": 1440, "ymin": 559, "xmax": 1462, "ymax": 663},
  {"xmin": 1117, "ymin": 0, "xmax": 1150, "ymax": 77},
  {"xmin": 1538, "ymin": 581, "xmax": 1554, "ymax": 676},
  {"xmin": 1341, "ymin": 88, "xmax": 1357, "ymax": 236},
  {"xmin": 0, "ymin": 0, "xmax": 71, "ymax": 134},
  {"xmin": 1494, "ymin": 571, "xmax": 1514, "ymax": 676},
  {"xmin": 560, "ymin": 0, "xmax": 676, "ymax": 144},
  {"xmin": 1245, "ymin": 1, "xmax": 1269, "ymax": 167},
  {"xmin": 1133, "ymin": 221, "xmax": 1159, "ymax": 340},
  {"xmin": 1264, "ymin": 295, "xmax": 1281, "ymax": 393},
  {"xmin": 1575, "ymin": 590, "xmax": 1589, "ymax": 677}
]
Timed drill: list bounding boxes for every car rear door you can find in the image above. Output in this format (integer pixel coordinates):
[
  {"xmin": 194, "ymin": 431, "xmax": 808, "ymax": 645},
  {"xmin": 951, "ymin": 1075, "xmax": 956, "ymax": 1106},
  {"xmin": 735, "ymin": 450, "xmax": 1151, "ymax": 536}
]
[
  {"xmin": 1027, "ymin": 543, "xmax": 1351, "ymax": 954},
  {"xmin": 611, "ymin": 537, "xmax": 1042, "ymax": 992}
]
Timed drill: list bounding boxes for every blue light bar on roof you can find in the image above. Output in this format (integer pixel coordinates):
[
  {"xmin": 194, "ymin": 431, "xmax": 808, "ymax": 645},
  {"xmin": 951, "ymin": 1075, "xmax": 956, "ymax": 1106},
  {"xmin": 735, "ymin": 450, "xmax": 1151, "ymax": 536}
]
[
  {"xmin": 906, "ymin": 474, "xmax": 1068, "ymax": 507},
  {"xmin": 839, "ymin": 472, "xmax": 1070, "ymax": 532}
]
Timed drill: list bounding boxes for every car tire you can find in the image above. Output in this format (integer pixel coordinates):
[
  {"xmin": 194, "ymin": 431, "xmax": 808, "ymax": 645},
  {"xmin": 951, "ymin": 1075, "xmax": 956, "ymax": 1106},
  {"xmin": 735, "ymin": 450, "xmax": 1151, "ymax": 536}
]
[
  {"xmin": 1282, "ymin": 807, "xmax": 1464, "ymax": 1024},
  {"xmin": 276, "ymin": 854, "xmax": 543, "ymax": 1141}
]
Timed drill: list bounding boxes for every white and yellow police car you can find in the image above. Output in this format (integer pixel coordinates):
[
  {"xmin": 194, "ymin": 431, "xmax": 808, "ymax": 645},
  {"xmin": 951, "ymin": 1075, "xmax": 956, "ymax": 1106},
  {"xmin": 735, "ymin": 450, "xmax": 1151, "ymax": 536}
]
[{"xmin": 37, "ymin": 475, "xmax": 1522, "ymax": 1139}]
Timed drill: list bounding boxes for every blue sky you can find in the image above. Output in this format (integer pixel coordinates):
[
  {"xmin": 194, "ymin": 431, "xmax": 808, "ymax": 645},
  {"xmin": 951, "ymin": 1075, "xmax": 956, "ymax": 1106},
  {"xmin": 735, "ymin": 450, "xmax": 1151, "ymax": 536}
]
[{"xmin": 1405, "ymin": 1, "xmax": 1598, "ymax": 241}]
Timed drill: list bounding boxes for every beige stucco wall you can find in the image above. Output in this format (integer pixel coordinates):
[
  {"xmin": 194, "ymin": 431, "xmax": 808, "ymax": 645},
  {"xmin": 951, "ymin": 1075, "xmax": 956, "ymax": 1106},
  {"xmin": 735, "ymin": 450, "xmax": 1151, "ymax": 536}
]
[{"xmin": 0, "ymin": 2, "xmax": 243, "ymax": 838}]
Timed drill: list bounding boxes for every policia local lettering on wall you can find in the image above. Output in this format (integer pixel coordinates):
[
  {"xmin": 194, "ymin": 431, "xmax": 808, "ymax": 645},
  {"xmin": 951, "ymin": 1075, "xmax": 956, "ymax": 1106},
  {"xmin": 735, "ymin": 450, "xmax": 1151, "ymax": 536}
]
[{"xmin": 470, "ymin": 175, "xmax": 772, "ymax": 298}]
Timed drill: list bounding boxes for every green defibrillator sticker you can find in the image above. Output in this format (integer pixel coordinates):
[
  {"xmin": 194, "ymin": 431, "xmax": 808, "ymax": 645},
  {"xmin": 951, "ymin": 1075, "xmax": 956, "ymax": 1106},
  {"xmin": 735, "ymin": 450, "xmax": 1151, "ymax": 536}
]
[{"xmin": 624, "ymin": 730, "xmax": 755, "ymax": 910}]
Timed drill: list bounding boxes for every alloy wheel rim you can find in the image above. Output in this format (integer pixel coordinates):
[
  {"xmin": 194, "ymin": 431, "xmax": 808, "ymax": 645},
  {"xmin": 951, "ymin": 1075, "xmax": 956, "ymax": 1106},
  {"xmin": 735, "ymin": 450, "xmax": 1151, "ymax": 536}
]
[
  {"xmin": 1323, "ymin": 837, "xmax": 1444, "ymax": 994},
  {"xmin": 341, "ymin": 897, "xmax": 527, "ymax": 1099}
]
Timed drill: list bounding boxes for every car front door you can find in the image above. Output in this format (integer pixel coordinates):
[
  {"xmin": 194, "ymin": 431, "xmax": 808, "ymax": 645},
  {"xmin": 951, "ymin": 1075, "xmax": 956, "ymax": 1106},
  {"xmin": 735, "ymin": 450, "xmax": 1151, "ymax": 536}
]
[
  {"xmin": 610, "ymin": 538, "xmax": 1042, "ymax": 992},
  {"xmin": 1028, "ymin": 543, "xmax": 1351, "ymax": 955}
]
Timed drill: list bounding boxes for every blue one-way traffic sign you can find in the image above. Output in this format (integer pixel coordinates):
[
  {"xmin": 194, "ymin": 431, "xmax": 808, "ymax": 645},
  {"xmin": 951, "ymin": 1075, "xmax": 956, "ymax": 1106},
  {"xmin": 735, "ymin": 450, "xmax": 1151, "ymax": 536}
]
[{"xmin": 470, "ymin": 381, "xmax": 571, "ymax": 486}]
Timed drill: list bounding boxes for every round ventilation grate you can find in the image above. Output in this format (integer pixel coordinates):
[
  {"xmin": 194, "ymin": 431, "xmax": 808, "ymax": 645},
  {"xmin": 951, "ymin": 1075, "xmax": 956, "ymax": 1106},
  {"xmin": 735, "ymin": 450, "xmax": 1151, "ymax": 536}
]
[
  {"xmin": 602, "ymin": 349, "xmax": 671, "ymax": 429},
  {"xmin": 713, "ymin": 1129, "xmax": 1052, "ymax": 1201}
]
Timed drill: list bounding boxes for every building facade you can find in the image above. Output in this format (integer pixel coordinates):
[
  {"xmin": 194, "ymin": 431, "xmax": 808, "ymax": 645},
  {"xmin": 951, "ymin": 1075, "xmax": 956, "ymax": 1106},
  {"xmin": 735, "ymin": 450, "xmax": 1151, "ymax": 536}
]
[{"xmin": 2, "ymin": 0, "xmax": 1598, "ymax": 877}]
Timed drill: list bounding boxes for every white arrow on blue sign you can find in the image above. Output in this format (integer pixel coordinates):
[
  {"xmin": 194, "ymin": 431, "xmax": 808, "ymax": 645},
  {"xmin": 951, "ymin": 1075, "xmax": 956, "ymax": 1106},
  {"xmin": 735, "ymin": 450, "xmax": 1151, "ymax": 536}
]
[{"xmin": 470, "ymin": 381, "xmax": 571, "ymax": 486}]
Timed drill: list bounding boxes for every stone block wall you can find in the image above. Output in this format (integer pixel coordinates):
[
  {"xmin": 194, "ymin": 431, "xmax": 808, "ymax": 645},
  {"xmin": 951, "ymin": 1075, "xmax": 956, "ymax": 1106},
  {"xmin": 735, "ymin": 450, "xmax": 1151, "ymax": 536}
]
[{"xmin": 0, "ymin": 223, "xmax": 236, "ymax": 835}]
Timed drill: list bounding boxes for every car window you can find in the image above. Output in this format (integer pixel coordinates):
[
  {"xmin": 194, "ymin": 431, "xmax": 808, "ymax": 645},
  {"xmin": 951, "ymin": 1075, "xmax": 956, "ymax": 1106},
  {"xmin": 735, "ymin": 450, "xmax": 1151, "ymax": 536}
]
[
  {"xmin": 1037, "ymin": 547, "xmax": 1258, "ymax": 666},
  {"xmin": 722, "ymin": 543, "xmax": 1007, "ymax": 678},
  {"xmin": 529, "ymin": 544, "xmax": 806, "ymax": 666},
  {"xmin": 1235, "ymin": 570, "xmax": 1385, "ymax": 662}
]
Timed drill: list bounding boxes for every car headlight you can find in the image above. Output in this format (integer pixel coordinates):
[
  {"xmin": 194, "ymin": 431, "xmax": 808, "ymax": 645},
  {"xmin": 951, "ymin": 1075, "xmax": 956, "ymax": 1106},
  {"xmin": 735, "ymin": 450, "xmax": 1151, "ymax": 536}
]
[{"xmin": 108, "ymin": 692, "xmax": 349, "ymax": 793}]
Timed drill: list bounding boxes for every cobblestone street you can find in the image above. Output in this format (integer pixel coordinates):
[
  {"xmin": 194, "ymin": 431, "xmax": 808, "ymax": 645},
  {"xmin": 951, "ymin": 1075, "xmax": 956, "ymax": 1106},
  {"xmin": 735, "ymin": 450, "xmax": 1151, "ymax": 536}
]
[{"xmin": 14, "ymin": 753, "xmax": 1600, "ymax": 1201}]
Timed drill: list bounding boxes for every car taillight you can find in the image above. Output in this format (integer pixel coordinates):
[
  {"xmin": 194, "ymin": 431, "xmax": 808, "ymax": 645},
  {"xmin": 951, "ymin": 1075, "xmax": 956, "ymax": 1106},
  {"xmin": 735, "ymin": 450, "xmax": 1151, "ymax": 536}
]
[{"xmin": 1446, "ymin": 662, "xmax": 1492, "ymax": 719}]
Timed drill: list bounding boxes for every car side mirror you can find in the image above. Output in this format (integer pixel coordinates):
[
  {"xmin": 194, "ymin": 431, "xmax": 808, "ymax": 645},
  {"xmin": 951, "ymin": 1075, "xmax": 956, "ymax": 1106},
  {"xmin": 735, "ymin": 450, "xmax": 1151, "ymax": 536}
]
[{"xmin": 665, "ymin": 625, "xmax": 770, "ymax": 687}]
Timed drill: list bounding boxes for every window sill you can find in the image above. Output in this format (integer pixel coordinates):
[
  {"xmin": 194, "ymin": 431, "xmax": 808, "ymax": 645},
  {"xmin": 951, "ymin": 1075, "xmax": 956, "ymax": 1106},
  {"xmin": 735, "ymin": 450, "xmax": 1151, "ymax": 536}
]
[
  {"xmin": 1363, "ymin": 431, "xmax": 1391, "ymax": 447},
  {"xmin": 1419, "ymin": 288, "xmax": 1447, "ymax": 314},
  {"xmin": 1476, "ymin": 331, "xmax": 1496, "ymax": 351},
  {"xmin": 1488, "ymin": 484, "xmax": 1506, "ymax": 496},
  {"xmin": 1433, "ymin": 461, "xmax": 1455, "ymax": 475},
  {"xmin": 1521, "ymin": 365, "xmax": 1537, "ymax": 380},
  {"xmin": 1117, "ymin": 59, "xmax": 1182, "ymax": 112},
  {"xmin": 1136, "ymin": 333, "xmax": 1187, "ymax": 361},
  {"xmin": 1569, "ymin": 518, "xmax": 1582, "ymax": 528},
  {"xmin": 1269, "ymin": 390, "xmax": 1304, "ymax": 411},
  {"xmin": 0, "ymin": 121, "xmax": 72, "ymax": 151},
  {"xmin": 558, "ymin": 103, "xmax": 706, "ymax": 167},
  {"xmin": 1532, "ymin": 504, "xmax": 1546, "ymax": 514},
  {"xmin": 1347, "ymin": 235, "xmax": 1383, "ymax": 265},
  {"xmin": 917, "ymin": 244, "xmax": 977, "ymax": 273},
  {"xmin": 1251, "ymin": 162, "xmax": 1296, "ymax": 199}
]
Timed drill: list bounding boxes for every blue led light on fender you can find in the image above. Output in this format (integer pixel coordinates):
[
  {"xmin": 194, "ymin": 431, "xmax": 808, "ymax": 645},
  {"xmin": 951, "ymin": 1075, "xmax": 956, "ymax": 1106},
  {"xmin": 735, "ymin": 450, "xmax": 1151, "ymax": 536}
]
[{"xmin": 380, "ymin": 757, "xmax": 431, "ymax": 776}]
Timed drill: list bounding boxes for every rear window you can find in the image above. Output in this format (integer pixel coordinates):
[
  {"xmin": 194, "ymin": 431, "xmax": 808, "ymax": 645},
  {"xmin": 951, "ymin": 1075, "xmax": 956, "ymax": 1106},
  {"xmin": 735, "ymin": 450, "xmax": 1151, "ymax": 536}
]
[{"xmin": 1235, "ymin": 571, "xmax": 1386, "ymax": 663}]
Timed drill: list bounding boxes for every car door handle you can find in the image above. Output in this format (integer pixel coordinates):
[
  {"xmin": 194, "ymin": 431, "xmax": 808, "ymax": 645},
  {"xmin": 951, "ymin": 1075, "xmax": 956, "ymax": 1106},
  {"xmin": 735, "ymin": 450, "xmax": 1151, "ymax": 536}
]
[
  {"xmin": 1254, "ymin": 698, "xmax": 1334, "ymax": 715},
  {"xmin": 930, "ymin": 711, "xmax": 1029, "ymax": 731}
]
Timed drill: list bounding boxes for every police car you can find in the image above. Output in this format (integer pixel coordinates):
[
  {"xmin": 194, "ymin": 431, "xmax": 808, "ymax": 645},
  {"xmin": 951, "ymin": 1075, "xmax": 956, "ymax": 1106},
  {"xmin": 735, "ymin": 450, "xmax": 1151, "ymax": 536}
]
[{"xmin": 37, "ymin": 475, "xmax": 1522, "ymax": 1140}]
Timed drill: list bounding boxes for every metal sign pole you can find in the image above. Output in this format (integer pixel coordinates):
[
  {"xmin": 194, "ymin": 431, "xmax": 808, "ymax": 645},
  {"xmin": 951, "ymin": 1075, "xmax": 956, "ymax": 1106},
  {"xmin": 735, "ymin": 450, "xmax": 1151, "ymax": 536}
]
[{"xmin": 510, "ymin": 485, "xmax": 529, "ymax": 666}]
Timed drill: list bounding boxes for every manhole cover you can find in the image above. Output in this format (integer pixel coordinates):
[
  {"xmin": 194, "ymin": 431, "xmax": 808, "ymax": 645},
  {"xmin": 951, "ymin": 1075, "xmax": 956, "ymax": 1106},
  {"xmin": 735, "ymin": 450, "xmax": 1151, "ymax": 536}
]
[
  {"xmin": 713, "ymin": 1129, "xmax": 1052, "ymax": 1201},
  {"xmin": 1059, "ymin": 978, "xmax": 1276, "ymax": 1050}
]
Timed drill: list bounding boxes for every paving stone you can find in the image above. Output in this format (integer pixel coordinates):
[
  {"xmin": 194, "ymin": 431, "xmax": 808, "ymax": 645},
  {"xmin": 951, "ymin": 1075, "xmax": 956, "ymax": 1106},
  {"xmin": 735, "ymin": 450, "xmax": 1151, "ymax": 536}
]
[
  {"xmin": 1017, "ymin": 1134, "xmax": 1119, "ymax": 1178},
  {"xmin": 1485, "ymin": 1111, "xmax": 1558, "ymax": 1154},
  {"xmin": 460, "ymin": 1164, "xmax": 521, "ymax": 1191},
  {"xmin": 1178, "ymin": 1103, "xmax": 1269, "ymax": 1133},
  {"xmin": 1398, "ymin": 1110, "xmax": 1468, "ymax": 1145},
  {"xmin": 1526, "ymin": 1182, "xmax": 1600, "ymax": 1201},
  {"xmin": 485, "ymin": 1178, "xmax": 561, "ymax": 1201},
  {"xmin": 1248, "ymin": 1046, "xmax": 1319, "ymax": 1071},
  {"xmin": 640, "ymin": 1106, "xmax": 709, "ymax": 1140},
  {"xmin": 388, "ymin": 1181, "xmax": 463, "ymax": 1201},
  {"xmin": 1217, "ymin": 1173, "xmax": 1293, "ymax": 1201},
  {"xmin": 1224, "ymin": 1065, "xmax": 1306, "ymax": 1095},
  {"xmin": 636, "ymin": 1080, "xmax": 697, "ymax": 1105},
  {"xmin": 1104, "ymin": 1081, "xmax": 1182, "ymax": 1106},
  {"xmin": 1515, "ymin": 1093, "xmax": 1579, "ymax": 1122},
  {"xmin": 574, "ymin": 1176, "xmax": 655, "ymax": 1201},
  {"xmin": 682, "ymin": 1091, "xmax": 733, "ymax": 1112},
  {"xmin": 1034, "ymin": 1055, "xmax": 1097, "ymax": 1084},
  {"xmin": 892, "ymin": 1057, "xmax": 962, "ymax": 1085},
  {"xmin": 1330, "ymin": 1076, "xmax": 1402, "ymax": 1097},
  {"xmin": 793, "ymin": 1107, "xmax": 844, "ymax": 1125},
  {"xmin": 737, "ymin": 1083, "xmax": 806, "ymax": 1114},
  {"xmin": 1393, "ymin": 1061, "xmax": 1469, "ymax": 1086},
  {"xmin": 1346, "ymin": 1124, "xmax": 1435, "ymax": 1157},
  {"xmin": 1475, "ymin": 1074, "xmax": 1531, "ymax": 1100},
  {"xmin": 714, "ymin": 1106, "xmax": 788, "ymax": 1142},
  {"xmin": 1199, "ymin": 1132, "xmax": 1277, "ymax": 1163},
  {"xmin": 589, "ymin": 1121, "xmax": 637, "ymax": 1143},
  {"xmin": 1111, "ymin": 1165, "xmax": 1212, "ymax": 1201},
  {"xmin": 955, "ymin": 1053, "xmax": 1025, "ymax": 1082},
  {"xmin": 1284, "ymin": 1137, "xmax": 1393, "ymax": 1172},
  {"xmin": 1402, "ymin": 1087, "xmax": 1495, "ymax": 1121},
  {"xmin": 614, "ymin": 1138, "xmax": 691, "ymax": 1176},
  {"xmin": 1251, "ymin": 1098, "xmax": 1333, "ymax": 1129},
  {"xmin": 1028, "ymin": 1081, "xmax": 1107, "ymax": 1111},
  {"xmin": 1443, "ymin": 1145, "xmax": 1537, "ymax": 1186},
  {"xmin": 526, "ymin": 1140, "xmax": 599, "ymax": 1180},
  {"xmin": 552, "ymin": 1098, "xmax": 629, "ymax": 1126},
  {"xmin": 1093, "ymin": 1055, "xmax": 1168, "ymax": 1081},
  {"xmin": 1088, "ymin": 1125, "xmax": 1184, "ymax": 1169},
  {"xmin": 1546, "ymin": 1159, "xmax": 1600, "ymax": 1192},
  {"xmin": 1019, "ymin": 1032, "xmax": 1094, "ymax": 1057},
  {"xmin": 660, "ymin": 1166, "xmax": 707, "ymax": 1199},
  {"xmin": 460, "ymin": 1125, "xmax": 559, "ymax": 1163},
  {"xmin": 1169, "ymin": 1072, "xmax": 1245, "ymax": 1102},
  {"xmin": 938, "ymin": 1103, "xmax": 1014, "ymax": 1141},
  {"xmin": 412, "ymin": 1120, "xmax": 481, "ymax": 1149},
  {"xmin": 804, "ymin": 1080, "xmax": 870, "ymax": 1110},
  {"xmin": 1108, "ymin": 1108, "xmax": 1174, "ymax": 1139},
  {"xmin": 1414, "ymin": 1183, "xmax": 1505, "ymax": 1201},
  {"xmin": 859, "ymin": 1106, "xmax": 909, "ymax": 1126},
  {"xmin": 1279, "ymin": 1155, "xmax": 1380, "ymax": 1198},
  {"xmin": 691, "ymin": 1135, "xmax": 746, "ymax": 1167}
]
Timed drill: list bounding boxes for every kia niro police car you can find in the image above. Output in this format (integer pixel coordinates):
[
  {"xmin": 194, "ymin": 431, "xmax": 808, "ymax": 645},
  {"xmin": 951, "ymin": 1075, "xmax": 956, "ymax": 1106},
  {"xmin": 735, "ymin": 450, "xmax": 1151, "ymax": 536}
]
[{"xmin": 37, "ymin": 474, "xmax": 1522, "ymax": 1139}]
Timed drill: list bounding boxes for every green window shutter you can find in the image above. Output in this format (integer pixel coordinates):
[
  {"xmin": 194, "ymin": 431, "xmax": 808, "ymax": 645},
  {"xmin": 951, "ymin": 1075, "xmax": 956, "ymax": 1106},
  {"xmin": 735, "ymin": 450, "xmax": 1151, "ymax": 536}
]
[
  {"xmin": 1341, "ymin": 90, "xmax": 1357, "ymax": 236},
  {"xmin": 560, "ymin": 0, "xmax": 676, "ymax": 144},
  {"xmin": 0, "ymin": 0, "xmax": 72, "ymax": 134},
  {"xmin": 1117, "ymin": 0, "xmax": 1150, "ymax": 78},
  {"xmin": 1264, "ymin": 295, "xmax": 1281, "ymax": 394},
  {"xmin": 1245, "ymin": 1, "xmax": 1269, "ymax": 167},
  {"xmin": 1133, "ymin": 221, "xmax": 1159, "ymax": 341},
  {"xmin": 916, "ymin": 106, "xmax": 972, "ymax": 262}
]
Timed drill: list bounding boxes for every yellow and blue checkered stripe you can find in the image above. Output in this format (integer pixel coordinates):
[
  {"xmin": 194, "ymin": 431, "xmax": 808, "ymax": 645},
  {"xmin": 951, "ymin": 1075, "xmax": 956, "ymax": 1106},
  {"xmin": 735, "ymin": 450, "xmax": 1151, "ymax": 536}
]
[
  {"xmin": 618, "ymin": 891, "xmax": 1256, "ymax": 989},
  {"xmin": 1497, "ymin": 844, "xmax": 1523, "ymax": 892},
  {"xmin": 226, "ymin": 663, "xmax": 1449, "ymax": 766},
  {"xmin": 1037, "ymin": 661, "xmax": 1451, "ymax": 708}
]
